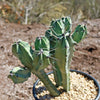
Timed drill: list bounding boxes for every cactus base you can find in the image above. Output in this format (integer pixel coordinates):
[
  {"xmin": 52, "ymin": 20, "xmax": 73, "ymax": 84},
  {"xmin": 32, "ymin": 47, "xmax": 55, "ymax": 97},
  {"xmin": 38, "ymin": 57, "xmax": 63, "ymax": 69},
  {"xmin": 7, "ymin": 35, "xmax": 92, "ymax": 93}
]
[{"xmin": 33, "ymin": 70, "xmax": 100, "ymax": 100}]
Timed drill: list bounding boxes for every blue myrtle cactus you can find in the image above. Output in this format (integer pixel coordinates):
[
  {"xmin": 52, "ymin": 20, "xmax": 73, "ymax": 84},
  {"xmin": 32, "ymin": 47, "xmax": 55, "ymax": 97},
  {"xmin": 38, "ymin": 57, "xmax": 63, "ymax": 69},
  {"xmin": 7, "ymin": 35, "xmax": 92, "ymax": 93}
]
[
  {"xmin": 45, "ymin": 16, "xmax": 87, "ymax": 91},
  {"xmin": 8, "ymin": 16, "xmax": 87, "ymax": 97}
]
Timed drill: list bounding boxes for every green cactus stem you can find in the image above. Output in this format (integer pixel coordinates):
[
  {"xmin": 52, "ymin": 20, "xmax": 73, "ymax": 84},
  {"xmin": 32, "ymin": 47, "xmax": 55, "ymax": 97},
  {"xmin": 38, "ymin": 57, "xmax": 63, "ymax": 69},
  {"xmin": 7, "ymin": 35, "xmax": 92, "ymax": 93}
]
[
  {"xmin": 53, "ymin": 62, "xmax": 62, "ymax": 87},
  {"xmin": 11, "ymin": 38, "xmax": 60, "ymax": 96},
  {"xmin": 35, "ymin": 36, "xmax": 50, "ymax": 52},
  {"xmin": 33, "ymin": 36, "xmax": 50, "ymax": 71},
  {"xmin": 8, "ymin": 67, "xmax": 31, "ymax": 84},
  {"xmin": 48, "ymin": 17, "xmax": 72, "ymax": 88},
  {"xmin": 64, "ymin": 36, "xmax": 74, "ymax": 91},
  {"xmin": 54, "ymin": 36, "xmax": 74, "ymax": 91},
  {"xmin": 32, "ymin": 52, "xmax": 50, "ymax": 71},
  {"xmin": 34, "ymin": 69, "xmax": 60, "ymax": 96},
  {"xmin": 45, "ymin": 30, "xmax": 57, "ymax": 53},
  {"xmin": 50, "ymin": 17, "xmax": 72, "ymax": 39},
  {"xmin": 12, "ymin": 40, "xmax": 34, "ymax": 70},
  {"xmin": 45, "ymin": 30, "xmax": 62, "ymax": 86},
  {"xmin": 48, "ymin": 17, "xmax": 87, "ymax": 92},
  {"xmin": 33, "ymin": 36, "xmax": 60, "ymax": 96},
  {"xmin": 72, "ymin": 25, "xmax": 87, "ymax": 43}
]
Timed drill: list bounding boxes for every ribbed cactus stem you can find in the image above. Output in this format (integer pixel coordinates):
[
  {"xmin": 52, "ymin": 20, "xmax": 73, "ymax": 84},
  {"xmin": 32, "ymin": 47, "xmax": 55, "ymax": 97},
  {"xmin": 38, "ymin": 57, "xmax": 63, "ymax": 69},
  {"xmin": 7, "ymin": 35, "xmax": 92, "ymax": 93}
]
[
  {"xmin": 61, "ymin": 69, "xmax": 70, "ymax": 91},
  {"xmin": 33, "ymin": 69, "xmax": 60, "ymax": 96},
  {"xmin": 53, "ymin": 62, "xmax": 62, "ymax": 86},
  {"xmin": 54, "ymin": 36, "xmax": 74, "ymax": 92},
  {"xmin": 54, "ymin": 37, "xmax": 67, "ymax": 91},
  {"xmin": 64, "ymin": 36, "xmax": 74, "ymax": 91}
]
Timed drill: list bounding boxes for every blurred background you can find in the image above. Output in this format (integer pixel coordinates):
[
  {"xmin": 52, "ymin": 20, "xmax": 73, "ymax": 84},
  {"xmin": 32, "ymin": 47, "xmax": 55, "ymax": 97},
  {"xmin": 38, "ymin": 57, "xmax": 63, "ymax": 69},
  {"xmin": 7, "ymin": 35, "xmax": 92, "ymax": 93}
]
[{"xmin": 0, "ymin": 0, "xmax": 100, "ymax": 24}]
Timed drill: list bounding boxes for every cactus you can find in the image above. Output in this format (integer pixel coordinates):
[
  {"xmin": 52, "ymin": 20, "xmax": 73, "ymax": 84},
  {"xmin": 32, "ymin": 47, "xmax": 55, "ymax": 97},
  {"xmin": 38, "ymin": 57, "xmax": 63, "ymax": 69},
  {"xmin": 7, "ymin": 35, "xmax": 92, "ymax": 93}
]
[
  {"xmin": 9, "ymin": 38, "xmax": 60, "ymax": 96},
  {"xmin": 46, "ymin": 16, "xmax": 87, "ymax": 91},
  {"xmin": 8, "ymin": 16, "xmax": 87, "ymax": 97}
]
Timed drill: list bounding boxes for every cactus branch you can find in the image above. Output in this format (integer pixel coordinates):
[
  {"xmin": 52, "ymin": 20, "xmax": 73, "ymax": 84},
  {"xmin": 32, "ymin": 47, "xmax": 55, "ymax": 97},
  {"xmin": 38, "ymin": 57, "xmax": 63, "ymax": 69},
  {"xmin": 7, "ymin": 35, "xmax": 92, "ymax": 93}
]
[
  {"xmin": 64, "ymin": 36, "xmax": 74, "ymax": 91},
  {"xmin": 34, "ymin": 69, "xmax": 60, "ymax": 96},
  {"xmin": 72, "ymin": 25, "xmax": 87, "ymax": 43},
  {"xmin": 53, "ymin": 62, "xmax": 62, "ymax": 86}
]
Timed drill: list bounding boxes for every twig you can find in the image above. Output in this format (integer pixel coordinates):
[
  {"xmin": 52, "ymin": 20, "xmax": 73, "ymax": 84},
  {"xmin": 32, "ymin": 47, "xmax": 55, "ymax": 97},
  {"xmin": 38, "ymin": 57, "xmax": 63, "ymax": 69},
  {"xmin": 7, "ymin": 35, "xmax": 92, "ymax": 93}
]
[{"xmin": 25, "ymin": 7, "xmax": 32, "ymax": 24}]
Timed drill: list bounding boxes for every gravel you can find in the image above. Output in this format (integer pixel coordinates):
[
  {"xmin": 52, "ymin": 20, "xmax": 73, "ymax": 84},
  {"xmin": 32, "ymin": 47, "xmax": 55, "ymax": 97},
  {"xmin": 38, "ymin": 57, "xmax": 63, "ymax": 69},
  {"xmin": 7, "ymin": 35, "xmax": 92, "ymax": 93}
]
[{"xmin": 35, "ymin": 72, "xmax": 98, "ymax": 100}]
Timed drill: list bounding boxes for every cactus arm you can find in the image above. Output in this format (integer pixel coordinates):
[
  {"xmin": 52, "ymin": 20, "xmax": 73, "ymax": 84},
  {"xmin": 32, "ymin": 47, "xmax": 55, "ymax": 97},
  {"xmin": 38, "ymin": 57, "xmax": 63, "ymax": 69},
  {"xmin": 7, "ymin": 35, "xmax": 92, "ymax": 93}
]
[
  {"xmin": 33, "ymin": 36, "xmax": 50, "ymax": 71},
  {"xmin": 50, "ymin": 17, "xmax": 72, "ymax": 39},
  {"xmin": 33, "ymin": 35, "xmax": 60, "ymax": 96},
  {"xmin": 34, "ymin": 69, "xmax": 60, "ymax": 96},
  {"xmin": 45, "ymin": 30, "xmax": 57, "ymax": 52},
  {"xmin": 62, "ymin": 16, "xmax": 72, "ymax": 33},
  {"xmin": 64, "ymin": 36, "xmax": 74, "ymax": 91},
  {"xmin": 11, "ymin": 39, "xmax": 59, "ymax": 96},
  {"xmin": 35, "ymin": 36, "xmax": 50, "ymax": 53},
  {"xmin": 50, "ymin": 19, "xmax": 64, "ymax": 37},
  {"xmin": 45, "ymin": 30, "xmax": 62, "ymax": 86},
  {"xmin": 54, "ymin": 38, "xmax": 67, "ymax": 89},
  {"xmin": 8, "ymin": 67, "xmax": 31, "ymax": 84},
  {"xmin": 72, "ymin": 25, "xmax": 87, "ymax": 43},
  {"xmin": 32, "ymin": 53, "xmax": 50, "ymax": 71},
  {"xmin": 53, "ymin": 62, "xmax": 62, "ymax": 86},
  {"xmin": 12, "ymin": 40, "xmax": 34, "ymax": 70},
  {"xmin": 54, "ymin": 36, "xmax": 74, "ymax": 92},
  {"xmin": 33, "ymin": 36, "xmax": 60, "ymax": 96},
  {"xmin": 48, "ymin": 17, "xmax": 72, "ymax": 87}
]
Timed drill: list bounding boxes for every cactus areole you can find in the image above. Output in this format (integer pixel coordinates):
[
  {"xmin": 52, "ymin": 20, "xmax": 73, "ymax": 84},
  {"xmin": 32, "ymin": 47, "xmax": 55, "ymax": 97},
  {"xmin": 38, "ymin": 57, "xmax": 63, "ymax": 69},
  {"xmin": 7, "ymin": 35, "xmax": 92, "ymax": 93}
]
[{"xmin": 8, "ymin": 16, "xmax": 87, "ymax": 97}]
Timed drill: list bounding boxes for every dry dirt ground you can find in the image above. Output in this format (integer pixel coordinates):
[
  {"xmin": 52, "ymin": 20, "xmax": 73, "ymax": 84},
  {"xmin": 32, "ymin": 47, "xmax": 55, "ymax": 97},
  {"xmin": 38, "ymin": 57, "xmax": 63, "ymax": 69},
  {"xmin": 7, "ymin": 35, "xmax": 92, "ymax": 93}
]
[{"xmin": 0, "ymin": 19, "xmax": 100, "ymax": 100}]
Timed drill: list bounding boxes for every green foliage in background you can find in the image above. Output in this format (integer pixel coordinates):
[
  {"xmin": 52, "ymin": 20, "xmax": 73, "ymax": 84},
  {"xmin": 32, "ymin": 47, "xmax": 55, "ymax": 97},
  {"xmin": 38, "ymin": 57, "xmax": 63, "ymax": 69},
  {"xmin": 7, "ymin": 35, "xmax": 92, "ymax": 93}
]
[{"xmin": 0, "ymin": 0, "xmax": 100, "ymax": 24}]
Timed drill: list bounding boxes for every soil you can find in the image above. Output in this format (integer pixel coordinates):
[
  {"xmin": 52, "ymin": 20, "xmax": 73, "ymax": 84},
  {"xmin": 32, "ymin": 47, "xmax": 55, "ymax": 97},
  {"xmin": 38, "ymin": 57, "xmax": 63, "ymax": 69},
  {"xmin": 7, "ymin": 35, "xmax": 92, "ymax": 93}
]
[{"xmin": 0, "ymin": 19, "xmax": 100, "ymax": 100}]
